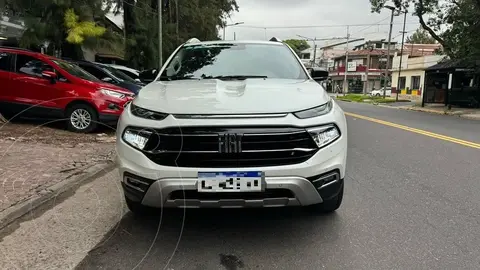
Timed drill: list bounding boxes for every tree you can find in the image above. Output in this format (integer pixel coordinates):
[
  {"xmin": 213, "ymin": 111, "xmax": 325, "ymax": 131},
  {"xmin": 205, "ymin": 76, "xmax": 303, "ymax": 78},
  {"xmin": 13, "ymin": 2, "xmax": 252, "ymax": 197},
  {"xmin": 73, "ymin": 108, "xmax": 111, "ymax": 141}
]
[
  {"xmin": 406, "ymin": 27, "xmax": 436, "ymax": 44},
  {"xmin": 113, "ymin": 0, "xmax": 239, "ymax": 70},
  {"xmin": 369, "ymin": 0, "xmax": 480, "ymax": 59},
  {"xmin": 283, "ymin": 39, "xmax": 310, "ymax": 55},
  {"xmin": 64, "ymin": 9, "xmax": 106, "ymax": 44},
  {"xmin": 4, "ymin": 0, "xmax": 118, "ymax": 59}
]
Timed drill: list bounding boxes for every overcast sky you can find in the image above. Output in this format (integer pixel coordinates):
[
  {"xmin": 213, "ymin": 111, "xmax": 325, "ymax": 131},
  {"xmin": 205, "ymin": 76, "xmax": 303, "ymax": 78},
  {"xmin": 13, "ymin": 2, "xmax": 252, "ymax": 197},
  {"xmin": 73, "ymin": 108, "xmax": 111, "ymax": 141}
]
[
  {"xmin": 108, "ymin": 0, "xmax": 421, "ymax": 48},
  {"xmin": 225, "ymin": 0, "xmax": 420, "ymax": 47}
]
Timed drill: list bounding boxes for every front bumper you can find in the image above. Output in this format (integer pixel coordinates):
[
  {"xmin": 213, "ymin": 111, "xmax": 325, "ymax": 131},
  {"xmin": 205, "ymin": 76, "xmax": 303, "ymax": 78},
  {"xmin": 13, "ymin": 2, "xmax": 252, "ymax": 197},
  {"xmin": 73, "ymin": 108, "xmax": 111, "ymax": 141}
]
[
  {"xmin": 116, "ymin": 100, "xmax": 347, "ymax": 208},
  {"xmin": 98, "ymin": 113, "xmax": 120, "ymax": 125},
  {"xmin": 117, "ymin": 131, "xmax": 347, "ymax": 208},
  {"xmin": 122, "ymin": 171, "xmax": 344, "ymax": 208}
]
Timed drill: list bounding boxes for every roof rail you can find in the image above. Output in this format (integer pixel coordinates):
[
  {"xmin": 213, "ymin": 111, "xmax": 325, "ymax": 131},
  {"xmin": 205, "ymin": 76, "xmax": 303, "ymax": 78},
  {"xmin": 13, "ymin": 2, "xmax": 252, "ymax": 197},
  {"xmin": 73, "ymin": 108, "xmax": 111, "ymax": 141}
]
[
  {"xmin": 186, "ymin": 38, "xmax": 201, "ymax": 44},
  {"xmin": 269, "ymin": 37, "xmax": 282, "ymax": 42},
  {"xmin": 0, "ymin": 46, "xmax": 33, "ymax": 52}
]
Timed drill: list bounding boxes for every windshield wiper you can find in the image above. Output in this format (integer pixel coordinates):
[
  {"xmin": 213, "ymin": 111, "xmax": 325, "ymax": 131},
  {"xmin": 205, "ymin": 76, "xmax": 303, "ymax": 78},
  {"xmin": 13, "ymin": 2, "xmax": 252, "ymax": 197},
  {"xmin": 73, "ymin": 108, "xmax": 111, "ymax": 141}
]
[
  {"xmin": 203, "ymin": 75, "xmax": 268, "ymax": 80},
  {"xmin": 159, "ymin": 75, "xmax": 199, "ymax": 81}
]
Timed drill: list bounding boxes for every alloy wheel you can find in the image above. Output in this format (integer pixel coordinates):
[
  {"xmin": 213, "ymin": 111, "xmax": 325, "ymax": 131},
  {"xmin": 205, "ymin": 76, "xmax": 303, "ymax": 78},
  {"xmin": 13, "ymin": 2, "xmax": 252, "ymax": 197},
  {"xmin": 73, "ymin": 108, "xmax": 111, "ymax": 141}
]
[{"xmin": 70, "ymin": 108, "xmax": 92, "ymax": 130}]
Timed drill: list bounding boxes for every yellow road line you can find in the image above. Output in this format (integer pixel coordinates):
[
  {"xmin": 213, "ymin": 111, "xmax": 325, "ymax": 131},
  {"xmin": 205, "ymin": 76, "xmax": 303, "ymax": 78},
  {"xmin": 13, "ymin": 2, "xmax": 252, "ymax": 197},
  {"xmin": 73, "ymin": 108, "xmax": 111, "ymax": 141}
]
[{"xmin": 345, "ymin": 112, "xmax": 480, "ymax": 149}]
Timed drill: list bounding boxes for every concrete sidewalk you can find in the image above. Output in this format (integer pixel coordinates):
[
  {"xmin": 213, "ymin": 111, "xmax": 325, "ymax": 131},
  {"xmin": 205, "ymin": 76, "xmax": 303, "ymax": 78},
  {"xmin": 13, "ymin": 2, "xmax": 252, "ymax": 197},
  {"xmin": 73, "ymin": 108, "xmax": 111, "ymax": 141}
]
[
  {"xmin": 387, "ymin": 103, "xmax": 480, "ymax": 120},
  {"xmin": 0, "ymin": 121, "xmax": 117, "ymax": 228}
]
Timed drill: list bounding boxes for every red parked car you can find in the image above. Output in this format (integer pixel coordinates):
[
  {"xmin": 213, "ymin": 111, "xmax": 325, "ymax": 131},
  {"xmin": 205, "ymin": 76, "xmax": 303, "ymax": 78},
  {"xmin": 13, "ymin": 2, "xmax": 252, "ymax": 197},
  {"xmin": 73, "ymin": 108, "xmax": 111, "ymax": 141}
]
[{"xmin": 0, "ymin": 47, "xmax": 134, "ymax": 132}]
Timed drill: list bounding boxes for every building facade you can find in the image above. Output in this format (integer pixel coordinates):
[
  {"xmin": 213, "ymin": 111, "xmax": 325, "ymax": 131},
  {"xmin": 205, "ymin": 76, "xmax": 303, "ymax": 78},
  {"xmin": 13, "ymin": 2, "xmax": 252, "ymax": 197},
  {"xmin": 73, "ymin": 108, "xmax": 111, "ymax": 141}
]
[
  {"xmin": 391, "ymin": 54, "xmax": 444, "ymax": 100},
  {"xmin": 329, "ymin": 40, "xmax": 397, "ymax": 93}
]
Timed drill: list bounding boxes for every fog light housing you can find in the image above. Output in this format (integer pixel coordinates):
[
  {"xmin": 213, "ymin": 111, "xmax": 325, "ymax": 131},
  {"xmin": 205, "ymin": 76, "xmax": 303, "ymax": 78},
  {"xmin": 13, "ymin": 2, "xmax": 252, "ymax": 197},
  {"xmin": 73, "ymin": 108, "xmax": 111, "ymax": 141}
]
[
  {"xmin": 311, "ymin": 171, "xmax": 340, "ymax": 190},
  {"xmin": 124, "ymin": 174, "xmax": 150, "ymax": 192},
  {"xmin": 307, "ymin": 125, "xmax": 340, "ymax": 148},
  {"xmin": 108, "ymin": 103, "xmax": 120, "ymax": 110}
]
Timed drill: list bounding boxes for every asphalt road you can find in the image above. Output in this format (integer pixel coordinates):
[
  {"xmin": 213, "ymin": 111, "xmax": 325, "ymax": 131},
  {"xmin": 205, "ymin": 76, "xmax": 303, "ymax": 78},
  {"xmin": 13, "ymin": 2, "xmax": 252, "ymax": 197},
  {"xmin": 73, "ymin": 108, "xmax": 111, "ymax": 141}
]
[
  {"xmin": 1, "ymin": 101, "xmax": 479, "ymax": 269},
  {"xmin": 73, "ymin": 101, "xmax": 480, "ymax": 270}
]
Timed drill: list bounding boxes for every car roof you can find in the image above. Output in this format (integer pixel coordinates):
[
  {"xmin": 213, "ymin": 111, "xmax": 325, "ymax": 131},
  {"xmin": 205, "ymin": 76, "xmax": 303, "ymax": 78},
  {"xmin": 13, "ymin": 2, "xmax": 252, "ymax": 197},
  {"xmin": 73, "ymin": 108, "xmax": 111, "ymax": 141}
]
[
  {"xmin": 183, "ymin": 40, "xmax": 285, "ymax": 47},
  {"xmin": 0, "ymin": 47, "xmax": 58, "ymax": 61}
]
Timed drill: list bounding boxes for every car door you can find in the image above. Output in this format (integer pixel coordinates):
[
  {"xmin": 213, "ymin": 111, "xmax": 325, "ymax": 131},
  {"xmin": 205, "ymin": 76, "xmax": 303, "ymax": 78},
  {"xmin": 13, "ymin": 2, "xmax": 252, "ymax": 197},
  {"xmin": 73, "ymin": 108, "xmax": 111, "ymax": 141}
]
[
  {"xmin": 0, "ymin": 51, "xmax": 15, "ymax": 110},
  {"xmin": 10, "ymin": 53, "xmax": 65, "ymax": 117}
]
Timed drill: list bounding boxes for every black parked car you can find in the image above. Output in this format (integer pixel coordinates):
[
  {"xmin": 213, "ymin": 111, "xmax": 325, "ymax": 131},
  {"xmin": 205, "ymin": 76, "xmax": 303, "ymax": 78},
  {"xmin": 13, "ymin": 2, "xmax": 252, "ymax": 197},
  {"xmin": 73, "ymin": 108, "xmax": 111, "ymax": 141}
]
[{"xmin": 71, "ymin": 60, "xmax": 144, "ymax": 95}]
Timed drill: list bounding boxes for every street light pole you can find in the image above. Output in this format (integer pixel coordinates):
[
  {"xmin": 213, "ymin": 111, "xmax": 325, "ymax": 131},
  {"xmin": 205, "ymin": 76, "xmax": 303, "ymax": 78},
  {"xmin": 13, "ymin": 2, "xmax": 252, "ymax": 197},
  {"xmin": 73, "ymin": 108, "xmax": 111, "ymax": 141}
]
[
  {"xmin": 364, "ymin": 45, "xmax": 373, "ymax": 95},
  {"xmin": 223, "ymin": 22, "xmax": 244, "ymax": 40},
  {"xmin": 158, "ymin": 0, "xmax": 163, "ymax": 69},
  {"xmin": 343, "ymin": 25, "xmax": 350, "ymax": 94},
  {"xmin": 383, "ymin": 6, "xmax": 395, "ymax": 99},
  {"xmin": 396, "ymin": 9, "xmax": 408, "ymax": 102}
]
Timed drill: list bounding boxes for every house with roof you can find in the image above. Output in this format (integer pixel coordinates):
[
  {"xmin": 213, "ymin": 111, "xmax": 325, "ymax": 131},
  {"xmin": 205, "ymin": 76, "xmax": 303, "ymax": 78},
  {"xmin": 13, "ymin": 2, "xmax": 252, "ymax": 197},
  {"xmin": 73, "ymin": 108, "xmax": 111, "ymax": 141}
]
[
  {"xmin": 329, "ymin": 39, "xmax": 397, "ymax": 93},
  {"xmin": 391, "ymin": 53, "xmax": 444, "ymax": 101}
]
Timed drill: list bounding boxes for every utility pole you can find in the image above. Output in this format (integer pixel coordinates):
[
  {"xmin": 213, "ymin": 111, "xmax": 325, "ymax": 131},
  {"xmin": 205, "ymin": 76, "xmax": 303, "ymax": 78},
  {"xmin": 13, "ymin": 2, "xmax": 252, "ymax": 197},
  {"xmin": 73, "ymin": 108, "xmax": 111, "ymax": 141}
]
[
  {"xmin": 383, "ymin": 6, "xmax": 395, "ymax": 99},
  {"xmin": 234, "ymin": 32, "xmax": 236, "ymax": 40},
  {"xmin": 158, "ymin": 0, "xmax": 163, "ymax": 69},
  {"xmin": 364, "ymin": 45, "xmax": 373, "ymax": 95},
  {"xmin": 343, "ymin": 25, "xmax": 350, "ymax": 94},
  {"xmin": 396, "ymin": 9, "xmax": 407, "ymax": 102},
  {"xmin": 175, "ymin": 0, "xmax": 179, "ymax": 43}
]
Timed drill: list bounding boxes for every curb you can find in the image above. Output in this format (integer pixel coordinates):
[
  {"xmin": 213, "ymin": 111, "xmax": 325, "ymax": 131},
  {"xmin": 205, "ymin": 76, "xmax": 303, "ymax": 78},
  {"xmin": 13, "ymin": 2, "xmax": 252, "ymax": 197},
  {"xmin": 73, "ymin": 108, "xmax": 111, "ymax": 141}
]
[
  {"xmin": 0, "ymin": 162, "xmax": 116, "ymax": 230},
  {"xmin": 375, "ymin": 104, "xmax": 480, "ymax": 120}
]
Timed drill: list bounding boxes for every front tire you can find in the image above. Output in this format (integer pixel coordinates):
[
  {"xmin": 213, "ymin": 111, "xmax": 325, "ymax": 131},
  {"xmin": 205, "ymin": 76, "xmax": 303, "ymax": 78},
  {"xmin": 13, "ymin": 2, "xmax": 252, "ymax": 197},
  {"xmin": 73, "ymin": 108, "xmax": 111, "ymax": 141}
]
[
  {"xmin": 308, "ymin": 185, "xmax": 344, "ymax": 214},
  {"xmin": 66, "ymin": 104, "xmax": 98, "ymax": 133},
  {"xmin": 375, "ymin": 93, "xmax": 381, "ymax": 97}
]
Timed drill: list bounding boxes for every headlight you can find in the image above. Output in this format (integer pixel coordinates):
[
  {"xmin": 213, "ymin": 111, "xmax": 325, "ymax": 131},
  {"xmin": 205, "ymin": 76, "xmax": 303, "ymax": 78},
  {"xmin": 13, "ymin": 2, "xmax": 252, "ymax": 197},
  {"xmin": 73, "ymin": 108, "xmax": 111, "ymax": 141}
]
[
  {"xmin": 100, "ymin": 88, "xmax": 126, "ymax": 99},
  {"xmin": 307, "ymin": 125, "xmax": 340, "ymax": 148},
  {"xmin": 130, "ymin": 104, "xmax": 168, "ymax": 120},
  {"xmin": 294, "ymin": 99, "xmax": 333, "ymax": 119},
  {"xmin": 123, "ymin": 129, "xmax": 152, "ymax": 150}
]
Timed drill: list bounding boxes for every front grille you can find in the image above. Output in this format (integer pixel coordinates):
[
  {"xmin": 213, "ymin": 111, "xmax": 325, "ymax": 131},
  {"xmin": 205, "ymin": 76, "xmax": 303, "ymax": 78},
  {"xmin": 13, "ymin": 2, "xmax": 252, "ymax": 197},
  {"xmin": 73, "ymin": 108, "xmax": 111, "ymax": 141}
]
[{"xmin": 141, "ymin": 126, "xmax": 318, "ymax": 168}]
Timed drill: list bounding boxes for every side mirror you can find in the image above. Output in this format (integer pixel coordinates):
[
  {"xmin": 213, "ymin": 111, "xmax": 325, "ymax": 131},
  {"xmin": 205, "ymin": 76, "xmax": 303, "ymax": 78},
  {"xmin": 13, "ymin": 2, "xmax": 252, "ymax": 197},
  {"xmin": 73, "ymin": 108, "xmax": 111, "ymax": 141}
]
[
  {"xmin": 309, "ymin": 68, "xmax": 329, "ymax": 81},
  {"xmin": 102, "ymin": 77, "xmax": 113, "ymax": 83},
  {"xmin": 41, "ymin": 70, "xmax": 57, "ymax": 84}
]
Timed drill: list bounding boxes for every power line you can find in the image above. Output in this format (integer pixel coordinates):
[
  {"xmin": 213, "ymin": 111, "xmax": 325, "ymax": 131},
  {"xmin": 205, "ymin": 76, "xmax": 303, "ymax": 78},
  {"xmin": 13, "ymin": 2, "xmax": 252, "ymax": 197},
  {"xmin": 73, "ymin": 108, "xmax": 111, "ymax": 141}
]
[
  {"xmin": 352, "ymin": 16, "xmax": 391, "ymax": 35},
  {"xmin": 234, "ymin": 22, "xmax": 419, "ymax": 30}
]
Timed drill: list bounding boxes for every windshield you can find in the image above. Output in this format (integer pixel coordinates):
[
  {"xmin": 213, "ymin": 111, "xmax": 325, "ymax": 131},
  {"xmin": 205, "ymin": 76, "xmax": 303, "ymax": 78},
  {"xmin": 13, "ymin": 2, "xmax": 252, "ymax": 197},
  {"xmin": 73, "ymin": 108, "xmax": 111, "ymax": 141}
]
[
  {"xmin": 105, "ymin": 66, "xmax": 137, "ymax": 83},
  {"xmin": 52, "ymin": 59, "xmax": 101, "ymax": 82},
  {"xmin": 159, "ymin": 43, "xmax": 308, "ymax": 81}
]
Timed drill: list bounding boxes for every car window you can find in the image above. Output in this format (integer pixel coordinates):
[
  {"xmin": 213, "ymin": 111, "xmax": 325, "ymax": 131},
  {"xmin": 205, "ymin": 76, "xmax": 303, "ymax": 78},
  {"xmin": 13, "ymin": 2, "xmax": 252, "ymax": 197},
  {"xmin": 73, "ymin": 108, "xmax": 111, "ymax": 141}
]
[
  {"xmin": 105, "ymin": 66, "xmax": 136, "ymax": 83},
  {"xmin": 118, "ymin": 69, "xmax": 138, "ymax": 79},
  {"xmin": 0, "ymin": 52, "xmax": 13, "ymax": 71},
  {"xmin": 159, "ymin": 43, "xmax": 308, "ymax": 80},
  {"xmin": 15, "ymin": 54, "xmax": 55, "ymax": 78},
  {"xmin": 77, "ymin": 64, "xmax": 109, "ymax": 81},
  {"xmin": 50, "ymin": 59, "xmax": 101, "ymax": 82}
]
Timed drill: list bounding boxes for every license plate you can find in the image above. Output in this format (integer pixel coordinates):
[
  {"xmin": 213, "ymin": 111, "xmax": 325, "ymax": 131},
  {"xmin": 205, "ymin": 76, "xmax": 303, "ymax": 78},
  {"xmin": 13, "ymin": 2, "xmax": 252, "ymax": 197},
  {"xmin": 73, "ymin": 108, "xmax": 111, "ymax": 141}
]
[{"xmin": 197, "ymin": 171, "xmax": 263, "ymax": 192}]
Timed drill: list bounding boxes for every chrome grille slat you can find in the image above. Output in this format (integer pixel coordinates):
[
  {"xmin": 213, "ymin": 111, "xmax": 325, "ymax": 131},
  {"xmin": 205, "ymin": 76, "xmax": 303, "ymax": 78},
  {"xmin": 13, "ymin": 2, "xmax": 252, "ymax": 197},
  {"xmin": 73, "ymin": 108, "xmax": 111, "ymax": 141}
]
[
  {"xmin": 142, "ymin": 126, "xmax": 318, "ymax": 167},
  {"xmin": 173, "ymin": 113, "xmax": 288, "ymax": 119}
]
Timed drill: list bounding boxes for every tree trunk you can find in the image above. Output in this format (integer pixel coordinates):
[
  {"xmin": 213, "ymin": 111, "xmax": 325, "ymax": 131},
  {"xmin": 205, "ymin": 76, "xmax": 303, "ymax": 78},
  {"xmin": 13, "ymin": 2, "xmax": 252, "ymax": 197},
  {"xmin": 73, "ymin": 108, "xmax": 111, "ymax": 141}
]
[{"xmin": 416, "ymin": 0, "xmax": 447, "ymax": 51}]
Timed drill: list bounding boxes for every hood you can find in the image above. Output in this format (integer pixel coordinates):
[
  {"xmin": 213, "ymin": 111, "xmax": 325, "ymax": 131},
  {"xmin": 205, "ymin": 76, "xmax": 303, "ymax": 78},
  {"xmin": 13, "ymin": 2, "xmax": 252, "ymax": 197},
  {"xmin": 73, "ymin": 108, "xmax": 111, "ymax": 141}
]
[
  {"xmin": 78, "ymin": 79, "xmax": 134, "ymax": 95},
  {"xmin": 118, "ymin": 81, "xmax": 143, "ymax": 95},
  {"xmin": 134, "ymin": 79, "xmax": 330, "ymax": 114}
]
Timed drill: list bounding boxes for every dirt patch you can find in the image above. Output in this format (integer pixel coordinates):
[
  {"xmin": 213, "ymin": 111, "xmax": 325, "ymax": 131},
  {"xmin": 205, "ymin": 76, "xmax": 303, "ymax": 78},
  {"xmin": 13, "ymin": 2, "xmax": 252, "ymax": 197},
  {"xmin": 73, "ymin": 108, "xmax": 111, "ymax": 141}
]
[{"xmin": 0, "ymin": 121, "xmax": 117, "ymax": 213}]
